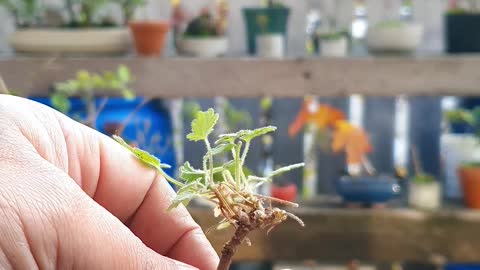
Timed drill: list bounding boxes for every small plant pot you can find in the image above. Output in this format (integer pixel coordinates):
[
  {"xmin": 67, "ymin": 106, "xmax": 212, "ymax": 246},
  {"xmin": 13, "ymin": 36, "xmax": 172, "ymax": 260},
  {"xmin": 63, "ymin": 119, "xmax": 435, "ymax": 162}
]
[
  {"xmin": 177, "ymin": 36, "xmax": 228, "ymax": 57},
  {"xmin": 255, "ymin": 33, "xmax": 285, "ymax": 58},
  {"xmin": 366, "ymin": 22, "xmax": 423, "ymax": 54},
  {"xmin": 458, "ymin": 166, "xmax": 480, "ymax": 209},
  {"xmin": 271, "ymin": 183, "xmax": 297, "ymax": 202},
  {"xmin": 320, "ymin": 36, "xmax": 348, "ymax": 57},
  {"xmin": 441, "ymin": 134, "xmax": 480, "ymax": 199},
  {"xmin": 408, "ymin": 181, "xmax": 442, "ymax": 210},
  {"xmin": 129, "ymin": 21, "xmax": 169, "ymax": 56},
  {"xmin": 445, "ymin": 14, "xmax": 480, "ymax": 53},
  {"xmin": 243, "ymin": 7, "xmax": 290, "ymax": 55},
  {"xmin": 9, "ymin": 28, "xmax": 130, "ymax": 56},
  {"xmin": 336, "ymin": 175, "xmax": 401, "ymax": 206}
]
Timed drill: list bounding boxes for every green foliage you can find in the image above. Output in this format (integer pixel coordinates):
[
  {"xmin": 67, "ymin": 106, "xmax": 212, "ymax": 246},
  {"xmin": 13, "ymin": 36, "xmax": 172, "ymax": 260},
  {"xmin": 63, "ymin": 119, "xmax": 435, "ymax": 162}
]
[
  {"xmin": 52, "ymin": 65, "xmax": 135, "ymax": 113},
  {"xmin": 319, "ymin": 30, "xmax": 349, "ymax": 41},
  {"xmin": 187, "ymin": 108, "xmax": 219, "ymax": 141},
  {"xmin": 115, "ymin": 108, "xmax": 304, "ymax": 211},
  {"xmin": 411, "ymin": 173, "xmax": 436, "ymax": 184},
  {"xmin": 445, "ymin": 109, "xmax": 475, "ymax": 125},
  {"xmin": 0, "ymin": 0, "xmax": 43, "ymax": 27},
  {"xmin": 114, "ymin": 0, "xmax": 146, "ymax": 22},
  {"xmin": 184, "ymin": 12, "xmax": 221, "ymax": 37}
]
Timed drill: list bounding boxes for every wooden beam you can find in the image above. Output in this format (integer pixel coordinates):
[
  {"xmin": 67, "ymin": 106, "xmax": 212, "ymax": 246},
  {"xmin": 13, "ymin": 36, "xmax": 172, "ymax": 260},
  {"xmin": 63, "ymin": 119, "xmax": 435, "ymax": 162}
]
[
  {"xmin": 189, "ymin": 206, "xmax": 480, "ymax": 263},
  {"xmin": 1, "ymin": 56, "xmax": 480, "ymax": 97}
]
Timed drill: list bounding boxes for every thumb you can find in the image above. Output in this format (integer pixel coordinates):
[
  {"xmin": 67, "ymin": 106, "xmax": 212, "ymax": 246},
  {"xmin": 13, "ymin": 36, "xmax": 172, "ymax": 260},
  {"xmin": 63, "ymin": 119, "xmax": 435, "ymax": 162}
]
[{"xmin": 57, "ymin": 189, "xmax": 198, "ymax": 270}]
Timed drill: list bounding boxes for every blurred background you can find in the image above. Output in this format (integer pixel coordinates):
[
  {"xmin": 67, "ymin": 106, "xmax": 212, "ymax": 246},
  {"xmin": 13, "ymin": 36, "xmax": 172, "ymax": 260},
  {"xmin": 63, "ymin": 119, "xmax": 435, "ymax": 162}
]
[{"xmin": 2, "ymin": 0, "xmax": 480, "ymax": 270}]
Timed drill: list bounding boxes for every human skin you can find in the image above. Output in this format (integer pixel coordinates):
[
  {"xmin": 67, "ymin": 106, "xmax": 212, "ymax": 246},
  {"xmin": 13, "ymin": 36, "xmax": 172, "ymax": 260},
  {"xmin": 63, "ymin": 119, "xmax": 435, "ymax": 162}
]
[{"xmin": 0, "ymin": 95, "xmax": 219, "ymax": 270}]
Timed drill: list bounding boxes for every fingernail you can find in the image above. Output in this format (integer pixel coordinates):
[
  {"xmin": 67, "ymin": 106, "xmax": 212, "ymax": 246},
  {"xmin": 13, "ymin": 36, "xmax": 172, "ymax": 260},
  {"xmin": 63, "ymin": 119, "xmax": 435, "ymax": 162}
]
[{"xmin": 175, "ymin": 261, "xmax": 199, "ymax": 270}]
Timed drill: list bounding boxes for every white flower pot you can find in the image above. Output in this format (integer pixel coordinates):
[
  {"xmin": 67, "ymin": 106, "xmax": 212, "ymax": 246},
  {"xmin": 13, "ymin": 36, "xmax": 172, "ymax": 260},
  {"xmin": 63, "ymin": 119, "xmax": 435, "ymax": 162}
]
[
  {"xmin": 320, "ymin": 36, "xmax": 348, "ymax": 57},
  {"xmin": 178, "ymin": 37, "xmax": 228, "ymax": 58},
  {"xmin": 441, "ymin": 133, "xmax": 480, "ymax": 199},
  {"xmin": 10, "ymin": 28, "xmax": 131, "ymax": 55},
  {"xmin": 366, "ymin": 22, "xmax": 423, "ymax": 53},
  {"xmin": 408, "ymin": 181, "xmax": 441, "ymax": 210},
  {"xmin": 256, "ymin": 34, "xmax": 285, "ymax": 58}
]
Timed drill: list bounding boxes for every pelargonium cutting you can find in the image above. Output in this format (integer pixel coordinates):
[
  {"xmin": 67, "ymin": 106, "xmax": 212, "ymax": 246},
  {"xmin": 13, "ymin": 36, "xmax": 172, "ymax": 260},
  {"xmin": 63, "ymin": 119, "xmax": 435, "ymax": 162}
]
[{"xmin": 114, "ymin": 108, "xmax": 304, "ymax": 270}]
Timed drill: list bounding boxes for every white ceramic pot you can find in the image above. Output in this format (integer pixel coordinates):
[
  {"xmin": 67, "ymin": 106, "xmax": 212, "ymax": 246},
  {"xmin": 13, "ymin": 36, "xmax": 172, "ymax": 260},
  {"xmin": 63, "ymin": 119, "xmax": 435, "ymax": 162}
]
[
  {"xmin": 440, "ymin": 133, "xmax": 480, "ymax": 199},
  {"xmin": 366, "ymin": 22, "xmax": 423, "ymax": 53},
  {"xmin": 408, "ymin": 181, "xmax": 441, "ymax": 210},
  {"xmin": 10, "ymin": 28, "xmax": 130, "ymax": 55},
  {"xmin": 320, "ymin": 36, "xmax": 348, "ymax": 57},
  {"xmin": 256, "ymin": 33, "xmax": 285, "ymax": 58},
  {"xmin": 178, "ymin": 37, "xmax": 228, "ymax": 58}
]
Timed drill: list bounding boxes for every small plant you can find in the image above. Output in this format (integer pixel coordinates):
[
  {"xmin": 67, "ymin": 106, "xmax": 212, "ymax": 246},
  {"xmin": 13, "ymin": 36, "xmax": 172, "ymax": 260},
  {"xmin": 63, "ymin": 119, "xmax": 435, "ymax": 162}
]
[
  {"xmin": 181, "ymin": 1, "xmax": 228, "ymax": 38},
  {"xmin": 51, "ymin": 65, "xmax": 134, "ymax": 127},
  {"xmin": 0, "ymin": 0, "xmax": 43, "ymax": 27},
  {"xmin": 410, "ymin": 146, "xmax": 436, "ymax": 184},
  {"xmin": 0, "ymin": 0, "xmax": 146, "ymax": 27},
  {"xmin": 445, "ymin": 107, "xmax": 480, "ymax": 138},
  {"xmin": 114, "ymin": 108, "xmax": 304, "ymax": 270}
]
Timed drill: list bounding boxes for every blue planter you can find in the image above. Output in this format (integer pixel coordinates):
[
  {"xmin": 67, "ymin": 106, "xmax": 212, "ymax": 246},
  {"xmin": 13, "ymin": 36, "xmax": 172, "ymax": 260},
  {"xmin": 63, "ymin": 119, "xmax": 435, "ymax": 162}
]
[
  {"xmin": 445, "ymin": 265, "xmax": 480, "ymax": 270},
  {"xmin": 29, "ymin": 96, "xmax": 176, "ymax": 177},
  {"xmin": 336, "ymin": 175, "xmax": 401, "ymax": 204}
]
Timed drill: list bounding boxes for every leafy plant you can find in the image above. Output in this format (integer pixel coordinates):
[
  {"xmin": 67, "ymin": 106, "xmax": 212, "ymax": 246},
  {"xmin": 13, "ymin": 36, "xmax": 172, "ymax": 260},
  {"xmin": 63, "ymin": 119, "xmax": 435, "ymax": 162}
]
[
  {"xmin": 181, "ymin": 1, "xmax": 228, "ymax": 38},
  {"xmin": 115, "ymin": 108, "xmax": 304, "ymax": 270},
  {"xmin": 115, "ymin": 0, "xmax": 146, "ymax": 22},
  {"xmin": 318, "ymin": 30, "xmax": 349, "ymax": 41},
  {"xmin": 52, "ymin": 65, "xmax": 134, "ymax": 127},
  {"xmin": 0, "ymin": 0, "xmax": 43, "ymax": 27}
]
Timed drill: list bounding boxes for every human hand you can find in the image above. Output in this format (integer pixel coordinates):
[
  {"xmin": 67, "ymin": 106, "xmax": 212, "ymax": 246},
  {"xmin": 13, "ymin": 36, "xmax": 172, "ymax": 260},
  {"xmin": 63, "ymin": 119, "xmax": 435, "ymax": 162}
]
[{"xmin": 0, "ymin": 95, "xmax": 219, "ymax": 269}]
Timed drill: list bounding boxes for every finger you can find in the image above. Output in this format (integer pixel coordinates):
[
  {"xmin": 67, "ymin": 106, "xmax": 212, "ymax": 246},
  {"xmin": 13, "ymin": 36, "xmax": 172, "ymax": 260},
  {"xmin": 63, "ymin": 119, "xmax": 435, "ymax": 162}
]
[{"xmin": 4, "ymin": 96, "xmax": 219, "ymax": 270}]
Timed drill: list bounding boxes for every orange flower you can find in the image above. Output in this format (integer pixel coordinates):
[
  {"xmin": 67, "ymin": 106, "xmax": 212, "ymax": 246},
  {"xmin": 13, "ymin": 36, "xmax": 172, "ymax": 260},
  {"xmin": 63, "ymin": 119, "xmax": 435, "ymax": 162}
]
[
  {"xmin": 331, "ymin": 120, "xmax": 373, "ymax": 165},
  {"xmin": 288, "ymin": 98, "xmax": 345, "ymax": 137}
]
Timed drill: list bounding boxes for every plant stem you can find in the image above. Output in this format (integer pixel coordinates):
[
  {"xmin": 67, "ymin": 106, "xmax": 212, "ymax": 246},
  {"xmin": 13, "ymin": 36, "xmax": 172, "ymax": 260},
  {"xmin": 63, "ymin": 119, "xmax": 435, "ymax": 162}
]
[
  {"xmin": 235, "ymin": 141, "xmax": 242, "ymax": 190},
  {"xmin": 240, "ymin": 140, "xmax": 250, "ymax": 166},
  {"xmin": 205, "ymin": 138, "xmax": 215, "ymax": 185},
  {"xmin": 217, "ymin": 224, "xmax": 251, "ymax": 270}
]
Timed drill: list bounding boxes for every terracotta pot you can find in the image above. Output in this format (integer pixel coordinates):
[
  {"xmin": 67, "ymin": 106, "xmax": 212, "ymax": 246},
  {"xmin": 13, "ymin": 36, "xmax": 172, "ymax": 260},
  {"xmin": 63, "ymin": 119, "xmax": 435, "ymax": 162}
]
[
  {"xmin": 458, "ymin": 166, "xmax": 480, "ymax": 209},
  {"xmin": 129, "ymin": 21, "xmax": 169, "ymax": 56}
]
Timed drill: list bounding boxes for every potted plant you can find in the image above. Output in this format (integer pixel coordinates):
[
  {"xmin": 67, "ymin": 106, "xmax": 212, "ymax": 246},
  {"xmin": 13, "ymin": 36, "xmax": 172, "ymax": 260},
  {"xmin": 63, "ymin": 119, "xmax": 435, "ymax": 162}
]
[
  {"xmin": 366, "ymin": 20, "xmax": 423, "ymax": 54},
  {"xmin": 29, "ymin": 65, "xmax": 177, "ymax": 176},
  {"xmin": 445, "ymin": 107, "xmax": 480, "ymax": 209},
  {"xmin": 3, "ymin": 0, "xmax": 145, "ymax": 55},
  {"xmin": 318, "ymin": 30, "xmax": 349, "ymax": 57},
  {"xmin": 289, "ymin": 98, "xmax": 401, "ymax": 206},
  {"xmin": 128, "ymin": 0, "xmax": 170, "ymax": 56},
  {"xmin": 243, "ymin": 0, "xmax": 290, "ymax": 56},
  {"xmin": 445, "ymin": 0, "xmax": 480, "ymax": 53},
  {"xmin": 173, "ymin": 1, "xmax": 228, "ymax": 58},
  {"xmin": 114, "ymin": 108, "xmax": 305, "ymax": 270},
  {"xmin": 408, "ymin": 147, "xmax": 442, "ymax": 211}
]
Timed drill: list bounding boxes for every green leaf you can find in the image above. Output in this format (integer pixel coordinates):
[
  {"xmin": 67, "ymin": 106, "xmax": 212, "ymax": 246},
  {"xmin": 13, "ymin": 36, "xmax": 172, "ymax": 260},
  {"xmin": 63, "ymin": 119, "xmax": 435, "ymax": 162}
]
[
  {"xmin": 117, "ymin": 65, "xmax": 131, "ymax": 83},
  {"xmin": 168, "ymin": 190, "xmax": 196, "ymax": 210},
  {"xmin": 240, "ymin": 126, "xmax": 277, "ymax": 142},
  {"xmin": 51, "ymin": 93, "xmax": 71, "ymax": 113},
  {"xmin": 179, "ymin": 161, "xmax": 205, "ymax": 183},
  {"xmin": 113, "ymin": 135, "xmax": 171, "ymax": 169},
  {"xmin": 186, "ymin": 108, "xmax": 219, "ymax": 141},
  {"xmin": 121, "ymin": 88, "xmax": 135, "ymax": 100},
  {"xmin": 210, "ymin": 143, "xmax": 234, "ymax": 156}
]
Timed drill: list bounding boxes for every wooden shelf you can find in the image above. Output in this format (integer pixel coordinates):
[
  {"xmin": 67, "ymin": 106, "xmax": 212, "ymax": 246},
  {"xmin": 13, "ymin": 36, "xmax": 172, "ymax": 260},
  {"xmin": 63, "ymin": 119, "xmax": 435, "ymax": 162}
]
[
  {"xmin": 1, "ymin": 56, "xmax": 480, "ymax": 97},
  {"xmin": 189, "ymin": 206, "xmax": 480, "ymax": 263}
]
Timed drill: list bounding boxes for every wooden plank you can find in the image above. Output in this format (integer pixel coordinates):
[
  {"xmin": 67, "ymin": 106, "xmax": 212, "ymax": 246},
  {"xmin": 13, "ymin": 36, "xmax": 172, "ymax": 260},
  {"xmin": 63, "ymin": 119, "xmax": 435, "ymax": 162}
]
[
  {"xmin": 189, "ymin": 206, "xmax": 480, "ymax": 263},
  {"xmin": 2, "ymin": 56, "xmax": 480, "ymax": 97}
]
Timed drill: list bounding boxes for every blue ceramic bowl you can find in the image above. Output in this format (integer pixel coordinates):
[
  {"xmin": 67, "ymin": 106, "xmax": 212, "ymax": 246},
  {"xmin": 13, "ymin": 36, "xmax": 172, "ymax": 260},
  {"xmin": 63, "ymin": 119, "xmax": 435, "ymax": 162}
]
[{"xmin": 336, "ymin": 175, "xmax": 401, "ymax": 204}]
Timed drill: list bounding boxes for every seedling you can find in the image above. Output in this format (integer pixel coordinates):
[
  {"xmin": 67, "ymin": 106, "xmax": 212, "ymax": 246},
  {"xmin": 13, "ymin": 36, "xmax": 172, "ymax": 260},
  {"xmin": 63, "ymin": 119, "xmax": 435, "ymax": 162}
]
[{"xmin": 114, "ymin": 108, "xmax": 304, "ymax": 270}]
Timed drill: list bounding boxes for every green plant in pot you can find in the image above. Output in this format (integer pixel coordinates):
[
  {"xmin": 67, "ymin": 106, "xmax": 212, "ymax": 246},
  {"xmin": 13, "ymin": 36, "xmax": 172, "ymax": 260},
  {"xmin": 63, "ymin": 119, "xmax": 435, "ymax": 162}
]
[
  {"xmin": 408, "ymin": 147, "xmax": 441, "ymax": 211},
  {"xmin": 317, "ymin": 30, "xmax": 349, "ymax": 57},
  {"xmin": 243, "ymin": 0, "xmax": 290, "ymax": 55},
  {"xmin": 2, "ymin": 0, "xmax": 146, "ymax": 55},
  {"xmin": 114, "ymin": 108, "xmax": 305, "ymax": 270},
  {"xmin": 446, "ymin": 107, "xmax": 480, "ymax": 209},
  {"xmin": 173, "ymin": 0, "xmax": 228, "ymax": 57},
  {"xmin": 445, "ymin": 0, "xmax": 480, "ymax": 53}
]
